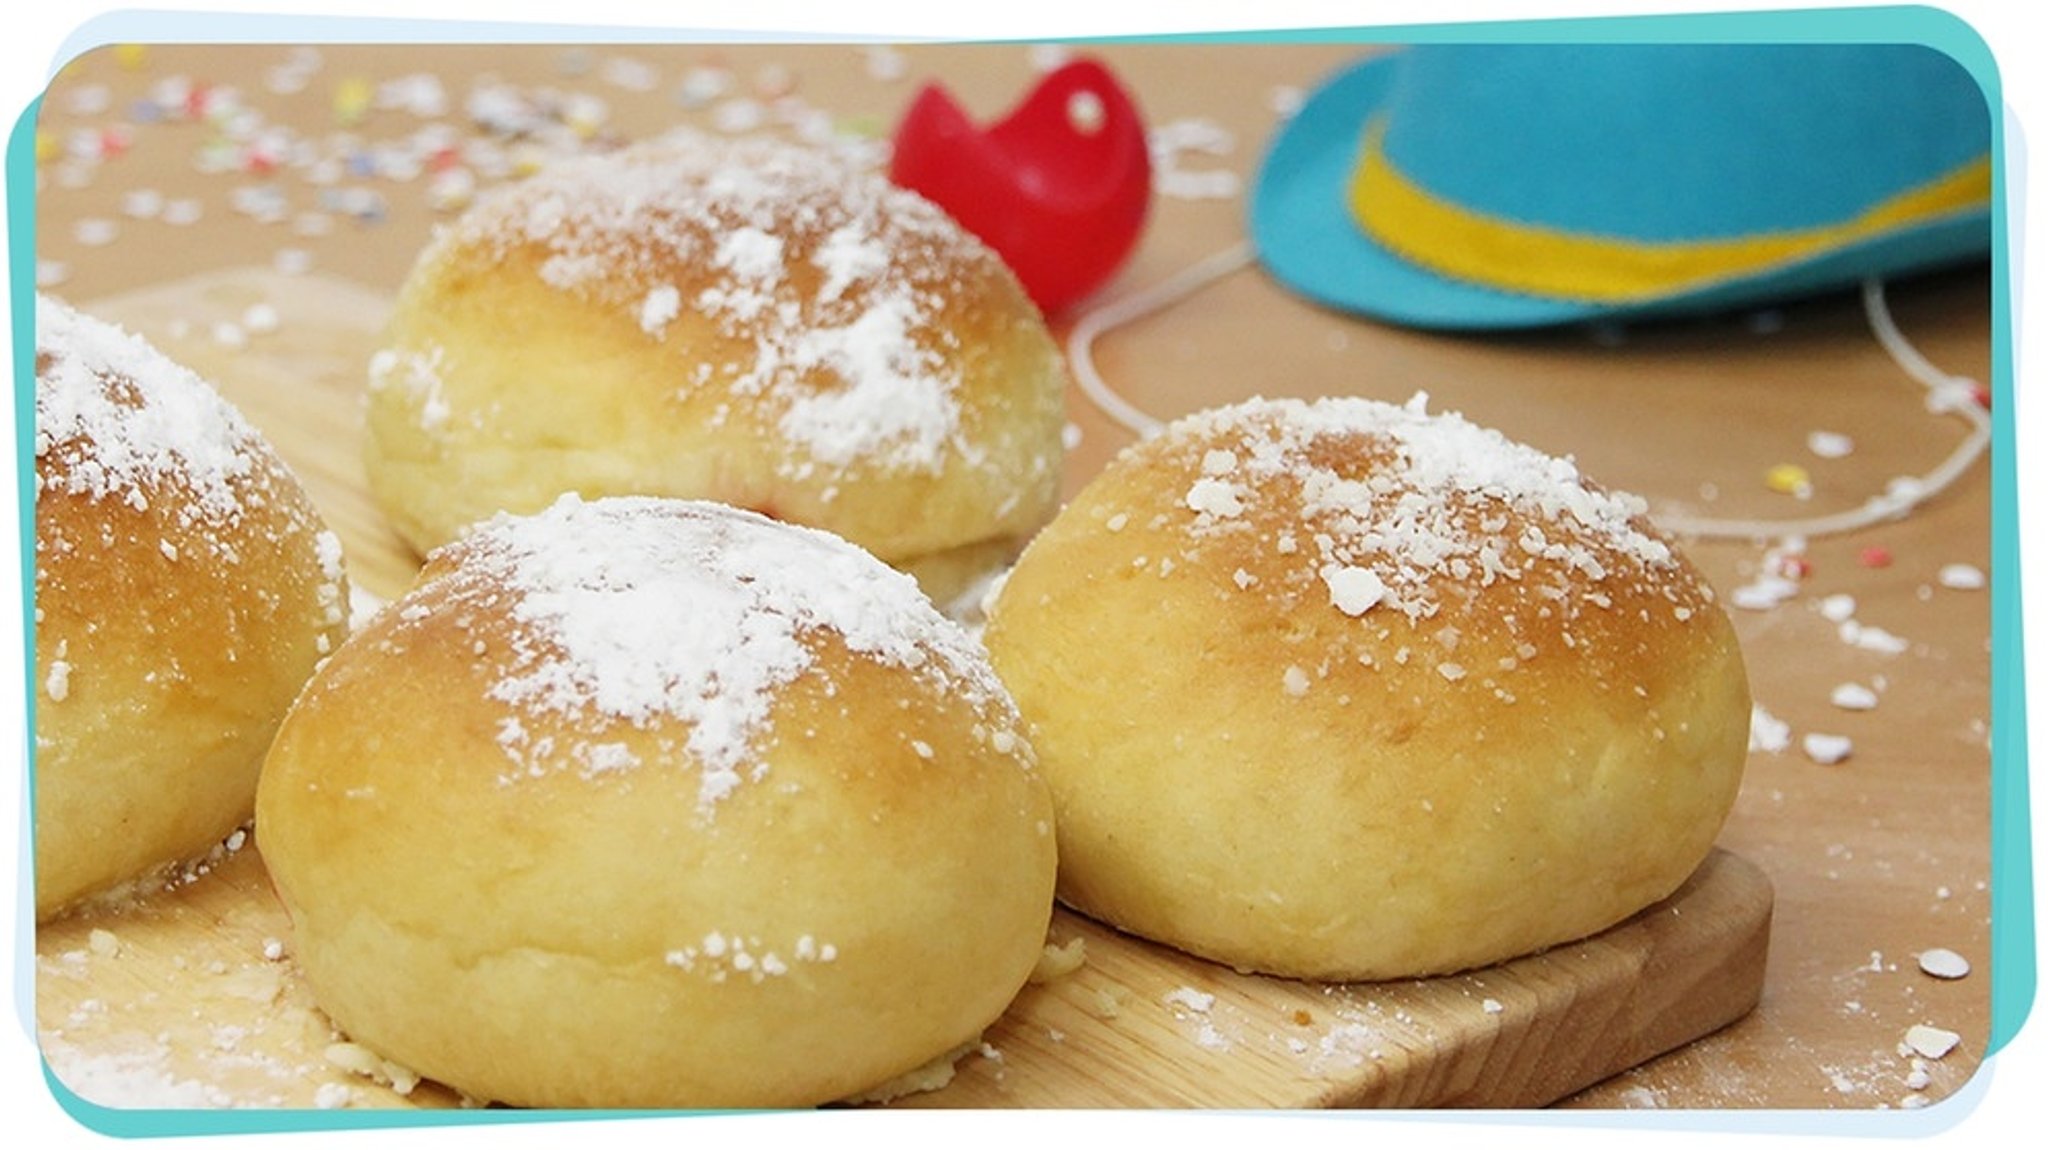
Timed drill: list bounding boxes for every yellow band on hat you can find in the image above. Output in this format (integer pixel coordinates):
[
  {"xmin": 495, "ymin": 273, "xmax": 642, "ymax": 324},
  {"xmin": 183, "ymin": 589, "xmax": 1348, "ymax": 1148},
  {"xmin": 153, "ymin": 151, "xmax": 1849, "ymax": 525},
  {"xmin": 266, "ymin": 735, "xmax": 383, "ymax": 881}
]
[{"xmin": 1348, "ymin": 118, "xmax": 1992, "ymax": 303}]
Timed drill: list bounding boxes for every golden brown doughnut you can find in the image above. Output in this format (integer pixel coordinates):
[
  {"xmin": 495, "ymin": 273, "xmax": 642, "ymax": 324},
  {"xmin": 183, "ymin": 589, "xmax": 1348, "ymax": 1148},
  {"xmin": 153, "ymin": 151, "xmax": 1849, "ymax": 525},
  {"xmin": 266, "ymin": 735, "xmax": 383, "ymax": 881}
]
[
  {"xmin": 984, "ymin": 394, "xmax": 1750, "ymax": 980},
  {"xmin": 365, "ymin": 130, "xmax": 1067, "ymax": 607},
  {"xmin": 33, "ymin": 294, "xmax": 349, "ymax": 921},
  {"xmin": 255, "ymin": 495, "xmax": 1057, "ymax": 1107}
]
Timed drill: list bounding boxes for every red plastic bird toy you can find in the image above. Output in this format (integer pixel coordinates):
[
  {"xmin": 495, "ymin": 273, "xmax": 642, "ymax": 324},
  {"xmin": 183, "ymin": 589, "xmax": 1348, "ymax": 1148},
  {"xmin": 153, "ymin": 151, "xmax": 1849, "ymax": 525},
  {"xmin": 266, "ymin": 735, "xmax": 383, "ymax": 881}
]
[{"xmin": 889, "ymin": 58, "xmax": 1153, "ymax": 316}]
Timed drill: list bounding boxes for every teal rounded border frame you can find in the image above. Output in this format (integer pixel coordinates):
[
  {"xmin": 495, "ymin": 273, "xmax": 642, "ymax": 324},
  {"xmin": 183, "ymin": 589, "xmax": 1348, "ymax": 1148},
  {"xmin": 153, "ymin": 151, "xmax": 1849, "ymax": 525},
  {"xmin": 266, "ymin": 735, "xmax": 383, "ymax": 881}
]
[{"xmin": 5, "ymin": 2, "xmax": 2028, "ymax": 1137}]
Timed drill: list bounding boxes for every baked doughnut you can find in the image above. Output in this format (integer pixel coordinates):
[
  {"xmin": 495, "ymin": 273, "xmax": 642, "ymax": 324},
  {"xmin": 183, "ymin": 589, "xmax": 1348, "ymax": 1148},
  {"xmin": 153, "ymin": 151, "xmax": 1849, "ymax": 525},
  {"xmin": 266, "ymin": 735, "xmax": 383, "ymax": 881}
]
[
  {"xmin": 33, "ymin": 295, "xmax": 349, "ymax": 921},
  {"xmin": 983, "ymin": 394, "xmax": 1750, "ymax": 981},
  {"xmin": 365, "ymin": 129, "xmax": 1067, "ymax": 608},
  {"xmin": 255, "ymin": 495, "xmax": 1056, "ymax": 1108}
]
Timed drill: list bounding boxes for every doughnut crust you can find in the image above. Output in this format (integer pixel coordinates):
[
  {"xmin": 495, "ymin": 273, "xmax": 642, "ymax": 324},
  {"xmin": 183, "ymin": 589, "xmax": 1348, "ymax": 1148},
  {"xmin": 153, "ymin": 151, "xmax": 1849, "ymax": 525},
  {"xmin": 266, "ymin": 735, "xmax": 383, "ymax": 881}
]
[
  {"xmin": 33, "ymin": 295, "xmax": 349, "ymax": 921},
  {"xmin": 365, "ymin": 130, "xmax": 1067, "ymax": 605},
  {"xmin": 984, "ymin": 395, "xmax": 1750, "ymax": 981},
  {"xmin": 255, "ymin": 496, "xmax": 1056, "ymax": 1108}
]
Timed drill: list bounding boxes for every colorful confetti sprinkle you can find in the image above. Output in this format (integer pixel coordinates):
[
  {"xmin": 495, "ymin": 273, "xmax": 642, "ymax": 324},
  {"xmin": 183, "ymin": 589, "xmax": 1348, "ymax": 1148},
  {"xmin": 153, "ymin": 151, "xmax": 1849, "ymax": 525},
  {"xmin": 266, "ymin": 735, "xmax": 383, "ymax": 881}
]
[
  {"xmin": 333, "ymin": 77, "xmax": 373, "ymax": 126},
  {"xmin": 1765, "ymin": 463, "xmax": 1812, "ymax": 497}
]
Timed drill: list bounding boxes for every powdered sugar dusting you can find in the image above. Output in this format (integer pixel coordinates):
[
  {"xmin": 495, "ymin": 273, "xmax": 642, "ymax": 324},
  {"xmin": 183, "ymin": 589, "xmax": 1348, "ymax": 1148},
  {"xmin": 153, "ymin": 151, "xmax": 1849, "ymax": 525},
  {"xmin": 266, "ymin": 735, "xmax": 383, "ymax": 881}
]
[
  {"xmin": 433, "ymin": 495, "xmax": 1019, "ymax": 809},
  {"xmin": 447, "ymin": 130, "xmax": 992, "ymax": 477},
  {"xmin": 816, "ymin": 222, "xmax": 890, "ymax": 302},
  {"xmin": 638, "ymin": 285, "xmax": 681, "ymax": 336},
  {"xmin": 35, "ymin": 295, "xmax": 261, "ymax": 527},
  {"xmin": 1171, "ymin": 395, "xmax": 1682, "ymax": 624},
  {"xmin": 772, "ymin": 295, "xmax": 962, "ymax": 469}
]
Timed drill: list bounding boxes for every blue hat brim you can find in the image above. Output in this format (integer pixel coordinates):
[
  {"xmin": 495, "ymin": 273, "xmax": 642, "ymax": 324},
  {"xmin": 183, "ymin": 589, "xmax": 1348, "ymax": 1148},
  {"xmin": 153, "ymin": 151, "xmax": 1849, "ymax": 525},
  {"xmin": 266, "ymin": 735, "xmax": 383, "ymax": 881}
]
[{"xmin": 1248, "ymin": 54, "xmax": 1993, "ymax": 330}]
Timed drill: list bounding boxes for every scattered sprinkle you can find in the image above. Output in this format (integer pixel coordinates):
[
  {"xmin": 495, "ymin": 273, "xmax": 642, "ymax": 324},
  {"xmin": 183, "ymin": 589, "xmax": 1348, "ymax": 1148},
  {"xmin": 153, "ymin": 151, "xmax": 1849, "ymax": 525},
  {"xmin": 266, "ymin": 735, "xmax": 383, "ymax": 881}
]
[
  {"xmin": 73, "ymin": 218, "xmax": 119, "ymax": 247},
  {"xmin": 1840, "ymin": 619, "xmax": 1911, "ymax": 654},
  {"xmin": 1764, "ymin": 463, "xmax": 1812, "ymax": 497},
  {"xmin": 240, "ymin": 303, "xmax": 280, "ymax": 335},
  {"xmin": 1916, "ymin": 948, "xmax": 1971, "ymax": 980},
  {"xmin": 1903, "ymin": 1024, "xmax": 1961, "ymax": 1060},
  {"xmin": 1749, "ymin": 705, "xmax": 1791, "ymax": 753},
  {"xmin": 1026, "ymin": 44, "xmax": 1073, "ymax": 72},
  {"xmin": 861, "ymin": 45, "xmax": 908, "ymax": 82},
  {"xmin": 1807, "ymin": 430, "xmax": 1855, "ymax": 459},
  {"xmin": 1830, "ymin": 682, "xmax": 1879, "ymax": 711},
  {"xmin": 1937, "ymin": 563, "xmax": 1986, "ymax": 590},
  {"xmin": 1802, "ymin": 733, "xmax": 1853, "ymax": 765}
]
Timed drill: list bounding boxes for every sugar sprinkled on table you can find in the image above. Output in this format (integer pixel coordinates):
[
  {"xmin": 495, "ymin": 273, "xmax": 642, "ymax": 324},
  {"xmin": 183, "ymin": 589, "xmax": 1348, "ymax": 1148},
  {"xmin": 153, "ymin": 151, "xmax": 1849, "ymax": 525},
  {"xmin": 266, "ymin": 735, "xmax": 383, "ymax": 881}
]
[
  {"xmin": 1916, "ymin": 949, "xmax": 1970, "ymax": 980},
  {"xmin": 1807, "ymin": 429, "xmax": 1855, "ymax": 459},
  {"xmin": 1748, "ymin": 704, "xmax": 1791, "ymax": 753},
  {"xmin": 1937, "ymin": 563, "xmax": 1986, "ymax": 591},
  {"xmin": 1902, "ymin": 1024, "xmax": 1961, "ymax": 1061},
  {"xmin": 1802, "ymin": 733, "xmax": 1853, "ymax": 765}
]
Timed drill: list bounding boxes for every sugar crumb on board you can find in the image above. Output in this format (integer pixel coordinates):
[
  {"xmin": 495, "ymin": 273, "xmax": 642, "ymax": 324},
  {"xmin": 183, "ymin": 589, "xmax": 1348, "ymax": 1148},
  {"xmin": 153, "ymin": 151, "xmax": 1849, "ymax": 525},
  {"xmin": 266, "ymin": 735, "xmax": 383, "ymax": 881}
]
[
  {"xmin": 1160, "ymin": 986, "xmax": 1229, "ymax": 1052},
  {"xmin": 1143, "ymin": 980, "xmax": 1444, "ymax": 1081},
  {"xmin": 1029, "ymin": 936, "xmax": 1087, "ymax": 984},
  {"xmin": 36, "ymin": 881, "xmax": 465, "ymax": 1110},
  {"xmin": 840, "ymin": 1038, "xmax": 986, "ymax": 1105},
  {"xmin": 324, "ymin": 1041, "xmax": 423, "ymax": 1096}
]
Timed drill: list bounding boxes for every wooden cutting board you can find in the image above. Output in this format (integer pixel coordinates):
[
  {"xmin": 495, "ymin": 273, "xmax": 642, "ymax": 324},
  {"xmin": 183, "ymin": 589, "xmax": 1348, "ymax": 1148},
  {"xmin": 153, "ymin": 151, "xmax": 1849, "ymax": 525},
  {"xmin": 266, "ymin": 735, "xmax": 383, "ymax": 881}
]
[{"xmin": 31, "ymin": 270, "xmax": 1774, "ymax": 1111}]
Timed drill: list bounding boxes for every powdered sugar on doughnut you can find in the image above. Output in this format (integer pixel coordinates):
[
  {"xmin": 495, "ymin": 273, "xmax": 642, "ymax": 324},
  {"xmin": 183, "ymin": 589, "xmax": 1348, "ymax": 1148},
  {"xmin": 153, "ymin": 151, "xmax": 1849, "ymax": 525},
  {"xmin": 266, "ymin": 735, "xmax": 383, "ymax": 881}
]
[
  {"xmin": 1171, "ymin": 394, "xmax": 1683, "ymax": 624},
  {"xmin": 446, "ymin": 495, "xmax": 1021, "ymax": 808},
  {"xmin": 773, "ymin": 295, "xmax": 963, "ymax": 470},
  {"xmin": 451, "ymin": 130, "xmax": 985, "ymax": 476},
  {"xmin": 34, "ymin": 295, "xmax": 261, "ymax": 528}
]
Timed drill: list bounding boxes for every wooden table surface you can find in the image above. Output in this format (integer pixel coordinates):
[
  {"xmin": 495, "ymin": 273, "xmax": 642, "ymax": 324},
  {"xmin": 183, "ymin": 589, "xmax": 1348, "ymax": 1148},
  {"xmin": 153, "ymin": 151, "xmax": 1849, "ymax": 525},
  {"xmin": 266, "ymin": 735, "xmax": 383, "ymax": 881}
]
[{"xmin": 26, "ymin": 39, "xmax": 1998, "ymax": 1112}]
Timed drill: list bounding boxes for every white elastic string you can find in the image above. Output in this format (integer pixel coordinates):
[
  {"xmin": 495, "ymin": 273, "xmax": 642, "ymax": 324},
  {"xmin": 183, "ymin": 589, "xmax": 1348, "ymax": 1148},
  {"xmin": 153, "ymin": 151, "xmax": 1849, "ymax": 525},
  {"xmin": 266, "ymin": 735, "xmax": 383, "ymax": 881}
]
[
  {"xmin": 1066, "ymin": 240, "xmax": 1254, "ymax": 439},
  {"xmin": 1654, "ymin": 278, "xmax": 1992, "ymax": 540},
  {"xmin": 1064, "ymin": 256, "xmax": 1990, "ymax": 543}
]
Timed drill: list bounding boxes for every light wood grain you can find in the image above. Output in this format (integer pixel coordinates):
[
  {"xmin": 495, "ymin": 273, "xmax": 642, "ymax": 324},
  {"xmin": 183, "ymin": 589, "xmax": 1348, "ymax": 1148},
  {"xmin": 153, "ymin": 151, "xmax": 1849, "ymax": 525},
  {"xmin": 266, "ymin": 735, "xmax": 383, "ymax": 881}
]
[
  {"xmin": 32, "ymin": 269, "xmax": 1771, "ymax": 1110},
  {"xmin": 37, "ymin": 836, "xmax": 1769, "ymax": 1110}
]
